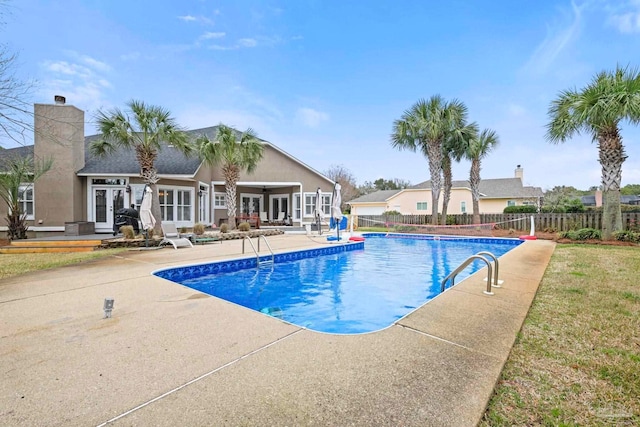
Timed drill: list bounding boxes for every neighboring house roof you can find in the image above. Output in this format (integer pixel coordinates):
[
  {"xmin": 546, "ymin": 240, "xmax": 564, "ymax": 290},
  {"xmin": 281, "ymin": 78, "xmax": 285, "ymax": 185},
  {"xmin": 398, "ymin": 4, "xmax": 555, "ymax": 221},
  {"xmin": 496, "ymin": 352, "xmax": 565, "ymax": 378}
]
[
  {"xmin": 581, "ymin": 195, "xmax": 596, "ymax": 206},
  {"xmin": 409, "ymin": 178, "xmax": 543, "ymax": 199},
  {"xmin": 583, "ymin": 194, "xmax": 640, "ymax": 205},
  {"xmin": 347, "ymin": 190, "xmax": 402, "ymax": 204}
]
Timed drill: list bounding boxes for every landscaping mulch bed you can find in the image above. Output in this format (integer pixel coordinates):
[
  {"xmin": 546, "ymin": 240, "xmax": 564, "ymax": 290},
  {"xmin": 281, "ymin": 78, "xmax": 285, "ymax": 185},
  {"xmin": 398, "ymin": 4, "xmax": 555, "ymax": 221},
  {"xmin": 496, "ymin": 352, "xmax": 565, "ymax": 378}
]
[{"xmin": 100, "ymin": 229, "xmax": 285, "ymax": 249}]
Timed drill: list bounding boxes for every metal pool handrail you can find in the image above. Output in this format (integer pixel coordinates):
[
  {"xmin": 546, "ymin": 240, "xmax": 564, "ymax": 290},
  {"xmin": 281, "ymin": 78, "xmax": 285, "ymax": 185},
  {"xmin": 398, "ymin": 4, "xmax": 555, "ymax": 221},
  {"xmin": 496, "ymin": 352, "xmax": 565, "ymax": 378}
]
[
  {"xmin": 477, "ymin": 251, "xmax": 500, "ymax": 289},
  {"xmin": 440, "ymin": 252, "xmax": 496, "ymax": 295},
  {"xmin": 242, "ymin": 235, "xmax": 274, "ymax": 266}
]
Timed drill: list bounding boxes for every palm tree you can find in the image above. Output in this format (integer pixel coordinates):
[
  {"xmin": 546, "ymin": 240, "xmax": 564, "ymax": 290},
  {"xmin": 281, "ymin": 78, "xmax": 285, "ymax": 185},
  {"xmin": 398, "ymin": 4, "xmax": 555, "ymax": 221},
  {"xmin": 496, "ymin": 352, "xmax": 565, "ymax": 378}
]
[
  {"xmin": 465, "ymin": 129, "xmax": 499, "ymax": 225},
  {"xmin": 196, "ymin": 124, "xmax": 263, "ymax": 229},
  {"xmin": 391, "ymin": 96, "xmax": 469, "ymax": 225},
  {"xmin": 546, "ymin": 66, "xmax": 640, "ymax": 239},
  {"xmin": 90, "ymin": 100, "xmax": 192, "ymax": 235},
  {"xmin": 441, "ymin": 122, "xmax": 478, "ymax": 223},
  {"xmin": 0, "ymin": 155, "xmax": 52, "ymax": 239}
]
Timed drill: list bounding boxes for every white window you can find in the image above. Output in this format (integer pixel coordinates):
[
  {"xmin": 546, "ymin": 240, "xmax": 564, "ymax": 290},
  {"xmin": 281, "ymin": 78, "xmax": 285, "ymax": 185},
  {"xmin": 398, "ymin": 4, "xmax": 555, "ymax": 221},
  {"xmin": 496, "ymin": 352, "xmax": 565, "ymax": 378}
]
[
  {"xmin": 507, "ymin": 200, "xmax": 516, "ymax": 207},
  {"xmin": 19, "ymin": 184, "xmax": 34, "ymax": 220},
  {"xmin": 176, "ymin": 190, "xmax": 191, "ymax": 221},
  {"xmin": 416, "ymin": 201, "xmax": 428, "ymax": 210},
  {"xmin": 460, "ymin": 201, "xmax": 466, "ymax": 213},
  {"xmin": 294, "ymin": 194, "xmax": 301, "ymax": 220},
  {"xmin": 304, "ymin": 192, "xmax": 330, "ymax": 217},
  {"xmin": 158, "ymin": 187, "xmax": 193, "ymax": 223},
  {"xmin": 214, "ymin": 192, "xmax": 226, "ymax": 209},
  {"xmin": 159, "ymin": 189, "xmax": 174, "ymax": 221}
]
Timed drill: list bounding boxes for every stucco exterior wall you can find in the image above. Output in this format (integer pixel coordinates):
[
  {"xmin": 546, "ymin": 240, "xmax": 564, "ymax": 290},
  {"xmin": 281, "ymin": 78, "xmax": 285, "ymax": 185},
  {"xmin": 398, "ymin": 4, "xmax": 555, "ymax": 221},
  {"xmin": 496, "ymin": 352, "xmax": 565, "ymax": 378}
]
[
  {"xmin": 33, "ymin": 103, "xmax": 85, "ymax": 228},
  {"xmin": 212, "ymin": 144, "xmax": 332, "ymax": 192},
  {"xmin": 350, "ymin": 204, "xmax": 387, "ymax": 216},
  {"xmin": 479, "ymin": 198, "xmax": 513, "ymax": 213}
]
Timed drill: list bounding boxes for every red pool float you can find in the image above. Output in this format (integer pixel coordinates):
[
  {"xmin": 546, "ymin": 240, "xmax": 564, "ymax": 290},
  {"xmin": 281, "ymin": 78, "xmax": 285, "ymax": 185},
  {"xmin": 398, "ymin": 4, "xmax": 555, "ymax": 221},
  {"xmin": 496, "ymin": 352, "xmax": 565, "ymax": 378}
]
[
  {"xmin": 519, "ymin": 235, "xmax": 537, "ymax": 240},
  {"xmin": 349, "ymin": 236, "xmax": 365, "ymax": 242}
]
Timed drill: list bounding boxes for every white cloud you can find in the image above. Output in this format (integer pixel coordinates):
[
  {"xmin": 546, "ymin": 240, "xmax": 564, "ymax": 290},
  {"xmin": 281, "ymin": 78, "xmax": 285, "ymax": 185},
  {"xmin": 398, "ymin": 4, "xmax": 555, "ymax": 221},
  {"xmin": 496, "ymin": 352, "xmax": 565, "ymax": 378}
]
[
  {"xmin": 296, "ymin": 108, "xmax": 329, "ymax": 128},
  {"xmin": 507, "ymin": 104, "xmax": 527, "ymax": 117},
  {"xmin": 238, "ymin": 38, "xmax": 257, "ymax": 48},
  {"xmin": 608, "ymin": 7, "xmax": 640, "ymax": 33},
  {"xmin": 39, "ymin": 52, "xmax": 112, "ymax": 114},
  {"xmin": 200, "ymin": 31, "xmax": 226, "ymax": 40},
  {"xmin": 120, "ymin": 52, "xmax": 140, "ymax": 61},
  {"xmin": 522, "ymin": 1, "xmax": 584, "ymax": 75},
  {"xmin": 178, "ymin": 15, "xmax": 214, "ymax": 25}
]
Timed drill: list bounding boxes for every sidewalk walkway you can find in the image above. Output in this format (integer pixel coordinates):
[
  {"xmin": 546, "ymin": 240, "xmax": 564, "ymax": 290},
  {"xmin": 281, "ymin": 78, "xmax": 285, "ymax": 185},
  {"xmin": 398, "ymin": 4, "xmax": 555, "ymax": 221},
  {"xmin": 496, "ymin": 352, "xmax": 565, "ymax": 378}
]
[{"xmin": 0, "ymin": 235, "xmax": 555, "ymax": 426}]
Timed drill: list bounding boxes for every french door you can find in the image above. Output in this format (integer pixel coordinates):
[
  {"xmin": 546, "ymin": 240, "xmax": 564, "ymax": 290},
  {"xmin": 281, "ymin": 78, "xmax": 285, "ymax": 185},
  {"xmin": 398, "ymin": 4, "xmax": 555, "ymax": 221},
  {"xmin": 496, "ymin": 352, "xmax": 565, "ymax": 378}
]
[
  {"xmin": 93, "ymin": 188, "xmax": 126, "ymax": 232},
  {"xmin": 269, "ymin": 194, "xmax": 289, "ymax": 222},
  {"xmin": 240, "ymin": 194, "xmax": 263, "ymax": 216}
]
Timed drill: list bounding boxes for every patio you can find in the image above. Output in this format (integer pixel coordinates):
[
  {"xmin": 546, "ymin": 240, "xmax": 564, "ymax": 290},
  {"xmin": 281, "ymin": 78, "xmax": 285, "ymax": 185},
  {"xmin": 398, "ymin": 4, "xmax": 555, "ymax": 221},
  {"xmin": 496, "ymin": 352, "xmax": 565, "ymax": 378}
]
[{"xmin": 0, "ymin": 235, "xmax": 555, "ymax": 426}]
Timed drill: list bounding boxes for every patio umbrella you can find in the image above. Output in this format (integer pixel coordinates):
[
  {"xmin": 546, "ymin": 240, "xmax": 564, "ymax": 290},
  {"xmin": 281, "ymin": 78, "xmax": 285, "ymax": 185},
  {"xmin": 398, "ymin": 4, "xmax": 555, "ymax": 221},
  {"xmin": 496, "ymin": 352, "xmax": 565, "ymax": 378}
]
[
  {"xmin": 331, "ymin": 183, "xmax": 343, "ymax": 240},
  {"xmin": 314, "ymin": 187, "xmax": 324, "ymax": 235},
  {"xmin": 139, "ymin": 185, "xmax": 156, "ymax": 234}
]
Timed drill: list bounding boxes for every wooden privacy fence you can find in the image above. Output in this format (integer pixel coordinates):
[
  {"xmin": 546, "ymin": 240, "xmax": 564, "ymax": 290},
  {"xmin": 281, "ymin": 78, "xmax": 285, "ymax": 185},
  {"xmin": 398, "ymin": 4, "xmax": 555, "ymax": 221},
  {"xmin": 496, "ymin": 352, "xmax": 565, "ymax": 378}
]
[{"xmin": 356, "ymin": 212, "xmax": 640, "ymax": 232}]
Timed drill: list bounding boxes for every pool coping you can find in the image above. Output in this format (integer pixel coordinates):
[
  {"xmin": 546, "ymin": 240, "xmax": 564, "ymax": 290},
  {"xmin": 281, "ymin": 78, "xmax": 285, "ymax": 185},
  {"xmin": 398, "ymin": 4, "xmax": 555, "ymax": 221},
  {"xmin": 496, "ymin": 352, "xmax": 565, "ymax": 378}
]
[{"xmin": 0, "ymin": 234, "xmax": 556, "ymax": 426}]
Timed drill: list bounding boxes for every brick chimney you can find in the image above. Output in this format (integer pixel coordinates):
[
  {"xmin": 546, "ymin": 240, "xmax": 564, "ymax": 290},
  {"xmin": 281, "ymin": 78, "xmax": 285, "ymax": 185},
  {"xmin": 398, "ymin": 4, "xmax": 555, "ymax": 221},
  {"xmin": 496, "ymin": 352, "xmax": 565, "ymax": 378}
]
[
  {"xmin": 595, "ymin": 190, "xmax": 603, "ymax": 207},
  {"xmin": 515, "ymin": 165, "xmax": 523, "ymax": 181}
]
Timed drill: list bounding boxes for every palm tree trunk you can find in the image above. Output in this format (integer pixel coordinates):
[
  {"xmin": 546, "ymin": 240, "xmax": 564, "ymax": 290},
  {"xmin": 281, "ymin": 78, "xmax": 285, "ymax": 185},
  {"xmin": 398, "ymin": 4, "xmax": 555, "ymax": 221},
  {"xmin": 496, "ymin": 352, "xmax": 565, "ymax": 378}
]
[
  {"xmin": 599, "ymin": 134, "xmax": 626, "ymax": 239},
  {"xmin": 223, "ymin": 164, "xmax": 240, "ymax": 229},
  {"xmin": 442, "ymin": 154, "xmax": 452, "ymax": 224},
  {"xmin": 427, "ymin": 140, "xmax": 443, "ymax": 225},
  {"xmin": 470, "ymin": 159, "xmax": 481, "ymax": 224}
]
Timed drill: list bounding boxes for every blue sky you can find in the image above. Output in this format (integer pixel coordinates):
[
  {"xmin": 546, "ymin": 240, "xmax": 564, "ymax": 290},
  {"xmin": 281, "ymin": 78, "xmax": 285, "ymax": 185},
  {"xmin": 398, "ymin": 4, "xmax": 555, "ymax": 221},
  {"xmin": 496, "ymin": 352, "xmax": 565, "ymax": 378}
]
[{"xmin": 4, "ymin": 0, "xmax": 640, "ymax": 191}]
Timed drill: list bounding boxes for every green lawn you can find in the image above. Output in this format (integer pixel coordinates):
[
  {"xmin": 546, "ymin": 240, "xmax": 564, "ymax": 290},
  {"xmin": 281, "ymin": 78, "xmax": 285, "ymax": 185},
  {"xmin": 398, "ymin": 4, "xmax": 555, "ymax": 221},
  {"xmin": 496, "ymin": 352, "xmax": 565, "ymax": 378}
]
[
  {"xmin": 0, "ymin": 248, "xmax": 128, "ymax": 281},
  {"xmin": 481, "ymin": 245, "xmax": 640, "ymax": 426}
]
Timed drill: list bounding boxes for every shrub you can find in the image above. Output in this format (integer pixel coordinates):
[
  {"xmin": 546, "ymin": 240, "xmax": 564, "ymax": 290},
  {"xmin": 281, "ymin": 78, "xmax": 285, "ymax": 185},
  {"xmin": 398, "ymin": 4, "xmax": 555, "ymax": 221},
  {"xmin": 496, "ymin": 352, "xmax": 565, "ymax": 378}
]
[
  {"xmin": 558, "ymin": 228, "xmax": 601, "ymax": 240},
  {"xmin": 565, "ymin": 199, "xmax": 585, "ymax": 213},
  {"xmin": 193, "ymin": 223, "xmax": 205, "ymax": 235},
  {"xmin": 220, "ymin": 223, "xmax": 229, "ymax": 233},
  {"xmin": 120, "ymin": 225, "xmax": 135, "ymax": 239},
  {"xmin": 238, "ymin": 222, "xmax": 251, "ymax": 232},
  {"xmin": 503, "ymin": 205, "xmax": 537, "ymax": 213},
  {"xmin": 179, "ymin": 226, "xmax": 188, "ymax": 233},
  {"xmin": 613, "ymin": 230, "xmax": 640, "ymax": 242}
]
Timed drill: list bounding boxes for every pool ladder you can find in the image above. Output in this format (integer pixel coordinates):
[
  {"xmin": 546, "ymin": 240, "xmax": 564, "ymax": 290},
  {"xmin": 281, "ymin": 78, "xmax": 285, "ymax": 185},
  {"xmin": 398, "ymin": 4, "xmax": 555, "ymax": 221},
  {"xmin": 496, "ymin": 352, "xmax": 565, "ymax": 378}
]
[
  {"xmin": 242, "ymin": 235, "xmax": 275, "ymax": 267},
  {"xmin": 440, "ymin": 251, "xmax": 501, "ymax": 295}
]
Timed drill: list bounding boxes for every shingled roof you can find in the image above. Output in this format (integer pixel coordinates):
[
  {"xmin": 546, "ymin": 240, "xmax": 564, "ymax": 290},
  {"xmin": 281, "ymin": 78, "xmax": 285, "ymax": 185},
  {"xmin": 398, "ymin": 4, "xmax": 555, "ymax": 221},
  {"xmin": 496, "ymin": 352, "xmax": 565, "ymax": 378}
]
[
  {"xmin": 410, "ymin": 178, "xmax": 543, "ymax": 199},
  {"xmin": 346, "ymin": 189, "xmax": 402, "ymax": 204},
  {"xmin": 0, "ymin": 126, "xmax": 268, "ymax": 176},
  {"xmin": 78, "ymin": 126, "xmax": 235, "ymax": 176}
]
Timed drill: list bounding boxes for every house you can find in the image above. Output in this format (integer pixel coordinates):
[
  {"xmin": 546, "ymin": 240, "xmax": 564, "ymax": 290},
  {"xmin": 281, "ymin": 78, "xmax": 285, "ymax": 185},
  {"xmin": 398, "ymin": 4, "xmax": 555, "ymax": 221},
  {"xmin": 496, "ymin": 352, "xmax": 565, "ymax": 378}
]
[
  {"xmin": 348, "ymin": 166, "xmax": 543, "ymax": 216},
  {"xmin": 0, "ymin": 99, "xmax": 336, "ymax": 236},
  {"xmin": 581, "ymin": 191, "xmax": 640, "ymax": 207}
]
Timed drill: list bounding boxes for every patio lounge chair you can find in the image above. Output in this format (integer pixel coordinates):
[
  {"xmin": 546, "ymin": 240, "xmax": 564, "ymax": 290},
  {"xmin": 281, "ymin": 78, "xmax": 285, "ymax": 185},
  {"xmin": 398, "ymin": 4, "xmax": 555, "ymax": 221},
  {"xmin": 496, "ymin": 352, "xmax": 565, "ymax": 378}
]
[
  {"xmin": 160, "ymin": 222, "xmax": 194, "ymax": 249},
  {"xmin": 273, "ymin": 212, "xmax": 286, "ymax": 225},
  {"xmin": 259, "ymin": 211, "xmax": 269, "ymax": 225}
]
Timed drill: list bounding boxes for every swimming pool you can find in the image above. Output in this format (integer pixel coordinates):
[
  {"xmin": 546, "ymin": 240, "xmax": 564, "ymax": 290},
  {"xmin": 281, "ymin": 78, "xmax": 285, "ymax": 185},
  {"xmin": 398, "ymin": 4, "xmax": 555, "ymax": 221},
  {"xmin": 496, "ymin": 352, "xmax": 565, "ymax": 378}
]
[{"xmin": 154, "ymin": 234, "xmax": 522, "ymax": 334}]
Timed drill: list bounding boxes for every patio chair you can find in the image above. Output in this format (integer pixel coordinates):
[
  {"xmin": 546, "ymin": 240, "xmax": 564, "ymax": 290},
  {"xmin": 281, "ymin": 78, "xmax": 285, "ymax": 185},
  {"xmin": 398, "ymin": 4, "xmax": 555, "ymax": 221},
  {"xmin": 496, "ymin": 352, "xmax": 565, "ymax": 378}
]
[
  {"xmin": 273, "ymin": 212, "xmax": 286, "ymax": 225},
  {"xmin": 160, "ymin": 222, "xmax": 194, "ymax": 249},
  {"xmin": 259, "ymin": 211, "xmax": 269, "ymax": 225}
]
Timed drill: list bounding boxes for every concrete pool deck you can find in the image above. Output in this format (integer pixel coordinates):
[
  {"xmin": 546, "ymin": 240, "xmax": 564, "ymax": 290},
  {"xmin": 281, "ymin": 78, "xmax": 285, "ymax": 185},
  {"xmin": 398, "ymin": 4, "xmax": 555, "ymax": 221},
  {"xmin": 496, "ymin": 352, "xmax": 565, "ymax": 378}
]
[{"xmin": 0, "ymin": 234, "xmax": 556, "ymax": 426}]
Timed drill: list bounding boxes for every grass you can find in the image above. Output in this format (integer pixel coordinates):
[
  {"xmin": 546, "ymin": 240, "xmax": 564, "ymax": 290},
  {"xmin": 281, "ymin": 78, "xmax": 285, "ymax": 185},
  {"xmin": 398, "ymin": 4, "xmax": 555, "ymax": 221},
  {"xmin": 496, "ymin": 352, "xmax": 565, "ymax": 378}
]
[
  {"xmin": 0, "ymin": 248, "xmax": 128, "ymax": 280},
  {"xmin": 481, "ymin": 245, "xmax": 640, "ymax": 426}
]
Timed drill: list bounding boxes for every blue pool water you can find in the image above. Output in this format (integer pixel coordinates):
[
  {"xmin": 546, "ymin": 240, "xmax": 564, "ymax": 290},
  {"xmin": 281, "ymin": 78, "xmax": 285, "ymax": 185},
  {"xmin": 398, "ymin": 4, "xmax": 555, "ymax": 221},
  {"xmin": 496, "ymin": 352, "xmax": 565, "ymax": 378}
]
[{"xmin": 154, "ymin": 234, "xmax": 522, "ymax": 334}]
